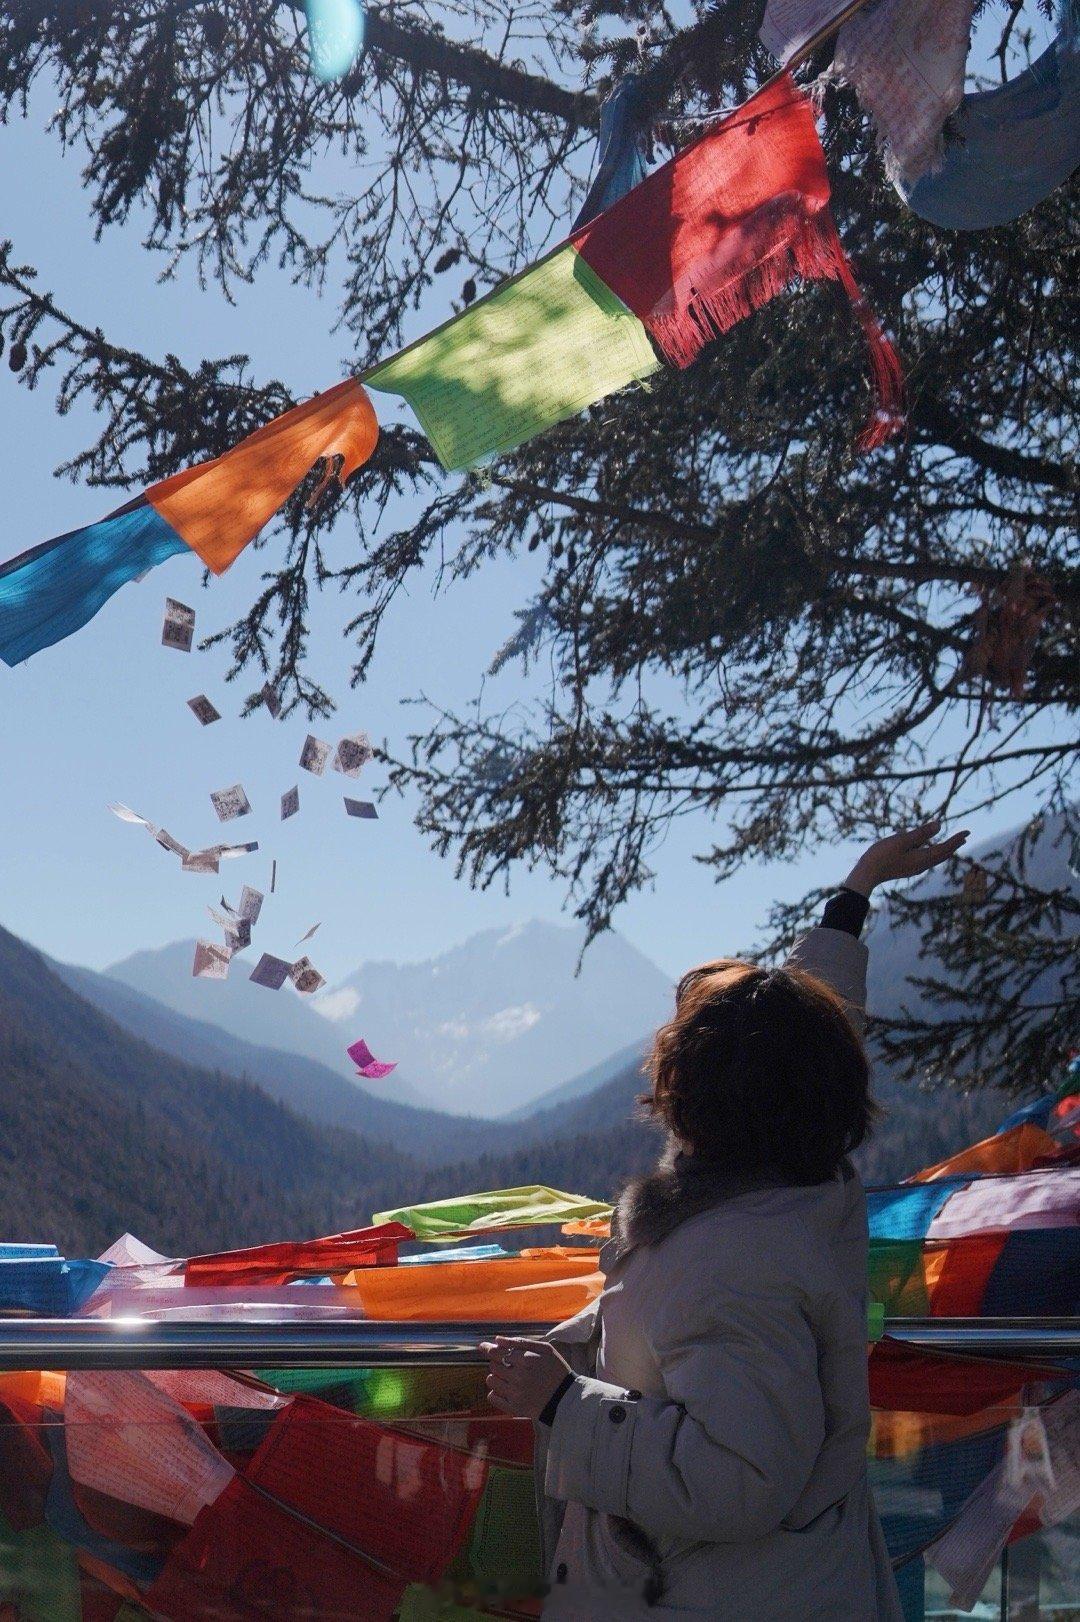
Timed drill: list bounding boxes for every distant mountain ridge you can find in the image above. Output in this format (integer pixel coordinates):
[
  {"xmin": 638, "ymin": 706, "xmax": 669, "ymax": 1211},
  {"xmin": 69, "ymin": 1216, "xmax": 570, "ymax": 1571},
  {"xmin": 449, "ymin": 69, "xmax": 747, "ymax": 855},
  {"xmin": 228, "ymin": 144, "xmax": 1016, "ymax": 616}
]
[
  {"xmin": 109, "ymin": 919, "xmax": 673, "ymax": 1118},
  {"xmin": 312, "ymin": 919, "xmax": 673, "ymax": 1115}
]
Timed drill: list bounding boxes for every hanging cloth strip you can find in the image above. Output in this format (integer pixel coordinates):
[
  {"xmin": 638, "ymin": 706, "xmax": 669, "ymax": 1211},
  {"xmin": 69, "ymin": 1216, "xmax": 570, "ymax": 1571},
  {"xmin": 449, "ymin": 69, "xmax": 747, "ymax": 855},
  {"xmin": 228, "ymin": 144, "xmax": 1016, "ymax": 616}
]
[
  {"xmin": 825, "ymin": 0, "xmax": 975, "ymax": 189},
  {"xmin": 571, "ymin": 72, "xmax": 652, "ymax": 230},
  {"xmin": 0, "ymin": 379, "xmax": 378, "ymax": 666},
  {"xmin": 896, "ymin": 0, "xmax": 1080, "ymax": 228},
  {"xmin": 570, "ymin": 72, "xmax": 904, "ymax": 450}
]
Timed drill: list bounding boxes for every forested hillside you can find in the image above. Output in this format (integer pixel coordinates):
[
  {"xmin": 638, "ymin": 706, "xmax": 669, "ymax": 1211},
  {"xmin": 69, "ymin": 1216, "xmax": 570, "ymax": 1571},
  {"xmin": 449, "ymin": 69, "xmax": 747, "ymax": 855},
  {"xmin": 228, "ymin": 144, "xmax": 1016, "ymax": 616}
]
[{"xmin": 0, "ymin": 925, "xmax": 422, "ymax": 1255}]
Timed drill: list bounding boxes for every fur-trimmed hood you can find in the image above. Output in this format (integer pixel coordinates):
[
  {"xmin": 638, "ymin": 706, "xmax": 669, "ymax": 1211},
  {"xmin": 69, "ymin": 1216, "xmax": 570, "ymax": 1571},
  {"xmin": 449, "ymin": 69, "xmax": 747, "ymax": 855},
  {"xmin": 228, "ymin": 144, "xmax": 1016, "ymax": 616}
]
[{"xmin": 612, "ymin": 1138, "xmax": 851, "ymax": 1255}]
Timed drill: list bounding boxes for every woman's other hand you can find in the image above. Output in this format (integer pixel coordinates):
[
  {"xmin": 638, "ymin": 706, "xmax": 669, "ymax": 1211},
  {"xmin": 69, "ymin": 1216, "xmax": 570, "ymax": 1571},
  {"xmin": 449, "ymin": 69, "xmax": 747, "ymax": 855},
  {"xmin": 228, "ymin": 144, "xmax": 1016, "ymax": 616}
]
[
  {"xmin": 843, "ymin": 818, "xmax": 969, "ymax": 896},
  {"xmin": 480, "ymin": 1336, "xmax": 572, "ymax": 1418}
]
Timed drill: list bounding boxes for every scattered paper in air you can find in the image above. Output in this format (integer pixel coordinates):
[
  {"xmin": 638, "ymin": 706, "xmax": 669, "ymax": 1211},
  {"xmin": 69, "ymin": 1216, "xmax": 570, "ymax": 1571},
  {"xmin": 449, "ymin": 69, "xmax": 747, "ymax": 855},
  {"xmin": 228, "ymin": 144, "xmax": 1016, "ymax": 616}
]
[
  {"xmin": 219, "ymin": 841, "xmax": 259, "ymax": 859},
  {"xmin": 344, "ymin": 797, "xmax": 378, "ymax": 819},
  {"xmin": 238, "ymin": 886, "xmax": 264, "ymax": 925},
  {"xmin": 193, "ymin": 941, "xmax": 232, "ymax": 980},
  {"xmin": 260, "ymin": 682, "xmax": 282, "ymax": 719},
  {"xmin": 161, "ymin": 597, "xmax": 195, "ymax": 652},
  {"xmin": 155, "ymin": 829, "xmax": 190, "ymax": 860},
  {"xmin": 295, "ymin": 923, "xmax": 321, "ymax": 946},
  {"xmin": 299, "ymin": 735, "xmax": 331, "ymax": 775},
  {"xmin": 210, "ymin": 784, "xmax": 252, "ymax": 822},
  {"xmin": 347, "ymin": 1037, "xmax": 397, "ymax": 1079},
  {"xmin": 250, "ymin": 953, "xmax": 291, "ymax": 990},
  {"xmin": 187, "ymin": 695, "xmax": 221, "ymax": 726},
  {"xmin": 182, "ymin": 849, "xmax": 220, "ymax": 874},
  {"xmin": 108, "ymin": 802, "xmax": 155, "ymax": 831},
  {"xmin": 333, "ymin": 731, "xmax": 374, "ymax": 778},
  {"xmin": 271, "ymin": 860, "xmax": 277, "ymax": 894},
  {"xmin": 208, "ymin": 907, "xmax": 250, "ymax": 950},
  {"xmin": 281, "ymin": 785, "xmax": 300, "ymax": 821},
  {"xmin": 290, "ymin": 957, "xmax": 326, "ymax": 995}
]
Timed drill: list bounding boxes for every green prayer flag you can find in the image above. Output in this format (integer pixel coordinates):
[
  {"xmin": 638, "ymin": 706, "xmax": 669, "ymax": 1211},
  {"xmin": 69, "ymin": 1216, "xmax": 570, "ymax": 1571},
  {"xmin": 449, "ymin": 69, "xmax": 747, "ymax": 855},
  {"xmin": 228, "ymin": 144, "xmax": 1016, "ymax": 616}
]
[
  {"xmin": 366, "ymin": 244, "xmax": 659, "ymax": 471},
  {"xmin": 373, "ymin": 1184, "xmax": 613, "ymax": 1243}
]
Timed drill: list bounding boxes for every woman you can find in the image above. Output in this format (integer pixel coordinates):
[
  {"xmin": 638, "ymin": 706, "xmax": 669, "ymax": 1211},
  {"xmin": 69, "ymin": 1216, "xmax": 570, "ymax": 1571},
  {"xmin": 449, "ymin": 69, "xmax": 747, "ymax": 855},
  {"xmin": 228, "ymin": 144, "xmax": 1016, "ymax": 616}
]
[{"xmin": 482, "ymin": 820, "xmax": 967, "ymax": 1620}]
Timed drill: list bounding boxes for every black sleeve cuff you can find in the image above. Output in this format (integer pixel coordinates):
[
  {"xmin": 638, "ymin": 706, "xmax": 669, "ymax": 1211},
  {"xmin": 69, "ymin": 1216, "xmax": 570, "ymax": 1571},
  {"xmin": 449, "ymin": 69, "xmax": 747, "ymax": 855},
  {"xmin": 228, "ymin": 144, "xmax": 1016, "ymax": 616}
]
[
  {"xmin": 537, "ymin": 1372, "xmax": 577, "ymax": 1427},
  {"xmin": 820, "ymin": 887, "xmax": 871, "ymax": 939}
]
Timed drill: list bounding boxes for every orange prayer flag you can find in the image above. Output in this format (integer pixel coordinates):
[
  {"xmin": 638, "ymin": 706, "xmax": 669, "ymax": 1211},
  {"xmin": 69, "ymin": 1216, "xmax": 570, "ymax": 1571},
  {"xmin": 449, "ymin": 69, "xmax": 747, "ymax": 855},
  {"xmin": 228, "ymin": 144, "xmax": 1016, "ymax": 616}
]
[{"xmin": 147, "ymin": 378, "xmax": 378, "ymax": 573}]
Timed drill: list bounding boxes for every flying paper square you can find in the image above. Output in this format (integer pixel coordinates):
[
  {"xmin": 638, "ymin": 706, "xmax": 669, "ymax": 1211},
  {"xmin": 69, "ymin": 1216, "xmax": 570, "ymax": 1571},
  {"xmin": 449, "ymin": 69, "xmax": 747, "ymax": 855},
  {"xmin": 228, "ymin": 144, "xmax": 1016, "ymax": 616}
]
[
  {"xmin": 333, "ymin": 731, "xmax": 374, "ymax": 778},
  {"xmin": 299, "ymin": 736, "xmax": 331, "ymax": 775},
  {"xmin": 187, "ymin": 695, "xmax": 221, "ymax": 726},
  {"xmin": 162, "ymin": 597, "xmax": 195, "ymax": 652},
  {"xmin": 261, "ymin": 682, "xmax": 282, "ymax": 719},
  {"xmin": 344, "ymin": 798, "xmax": 378, "ymax": 819},
  {"xmin": 210, "ymin": 784, "xmax": 252, "ymax": 822},
  {"xmin": 290, "ymin": 957, "xmax": 326, "ymax": 995},
  {"xmin": 347, "ymin": 1038, "xmax": 397, "ymax": 1080},
  {"xmin": 193, "ymin": 941, "xmax": 232, "ymax": 980},
  {"xmin": 250, "ymin": 954, "xmax": 291, "ymax": 990},
  {"xmin": 281, "ymin": 785, "xmax": 300, "ymax": 821}
]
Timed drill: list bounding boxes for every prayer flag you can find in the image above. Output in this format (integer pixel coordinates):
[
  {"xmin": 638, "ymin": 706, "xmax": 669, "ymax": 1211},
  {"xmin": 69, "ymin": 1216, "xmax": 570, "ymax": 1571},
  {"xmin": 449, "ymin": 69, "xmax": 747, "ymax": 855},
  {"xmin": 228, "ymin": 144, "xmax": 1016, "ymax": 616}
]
[
  {"xmin": 896, "ymin": 0, "xmax": 1080, "ymax": 228},
  {"xmin": 342, "ymin": 1247, "xmax": 603, "ymax": 1323},
  {"xmin": 828, "ymin": 0, "xmax": 974, "ymax": 189},
  {"xmin": 367, "ymin": 245, "xmax": 660, "ymax": 472},
  {"xmin": 572, "ymin": 73, "xmax": 903, "ymax": 450},
  {"xmin": 373, "ymin": 1185, "xmax": 613, "ymax": 1243},
  {"xmin": 0, "ymin": 380, "xmax": 378, "ymax": 665},
  {"xmin": 184, "ymin": 1222, "xmax": 410, "ymax": 1287}
]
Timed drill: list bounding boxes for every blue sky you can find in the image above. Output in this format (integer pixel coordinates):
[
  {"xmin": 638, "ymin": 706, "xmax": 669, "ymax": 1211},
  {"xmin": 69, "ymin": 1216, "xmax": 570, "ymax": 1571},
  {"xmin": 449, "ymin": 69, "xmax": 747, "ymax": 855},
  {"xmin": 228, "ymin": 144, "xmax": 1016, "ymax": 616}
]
[{"xmin": 0, "ymin": 49, "xmax": 1061, "ymax": 989}]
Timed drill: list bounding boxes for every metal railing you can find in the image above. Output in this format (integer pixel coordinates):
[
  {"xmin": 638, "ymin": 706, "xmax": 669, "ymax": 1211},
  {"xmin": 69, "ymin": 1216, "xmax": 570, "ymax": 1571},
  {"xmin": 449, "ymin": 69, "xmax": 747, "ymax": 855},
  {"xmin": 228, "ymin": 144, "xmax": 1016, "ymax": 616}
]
[{"xmin": 0, "ymin": 1315, "xmax": 1075, "ymax": 1368}]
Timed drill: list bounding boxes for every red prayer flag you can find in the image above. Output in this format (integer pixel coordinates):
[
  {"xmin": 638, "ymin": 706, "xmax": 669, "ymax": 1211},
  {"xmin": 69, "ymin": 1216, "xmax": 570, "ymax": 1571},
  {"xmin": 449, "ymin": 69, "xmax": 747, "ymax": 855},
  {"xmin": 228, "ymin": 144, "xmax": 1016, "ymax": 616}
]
[
  {"xmin": 144, "ymin": 1474, "xmax": 406, "ymax": 1620},
  {"xmin": 572, "ymin": 73, "xmax": 904, "ymax": 451},
  {"xmin": 868, "ymin": 1338, "xmax": 1067, "ymax": 1415},
  {"xmin": 184, "ymin": 1222, "xmax": 412, "ymax": 1287},
  {"xmin": 242, "ymin": 1396, "xmax": 488, "ymax": 1586}
]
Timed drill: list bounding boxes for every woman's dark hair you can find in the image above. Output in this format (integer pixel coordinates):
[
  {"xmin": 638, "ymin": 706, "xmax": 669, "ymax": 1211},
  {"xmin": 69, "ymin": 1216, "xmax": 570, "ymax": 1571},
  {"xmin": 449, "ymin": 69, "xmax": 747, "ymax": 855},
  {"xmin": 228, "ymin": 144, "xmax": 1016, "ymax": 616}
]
[{"xmin": 641, "ymin": 960, "xmax": 877, "ymax": 1184}]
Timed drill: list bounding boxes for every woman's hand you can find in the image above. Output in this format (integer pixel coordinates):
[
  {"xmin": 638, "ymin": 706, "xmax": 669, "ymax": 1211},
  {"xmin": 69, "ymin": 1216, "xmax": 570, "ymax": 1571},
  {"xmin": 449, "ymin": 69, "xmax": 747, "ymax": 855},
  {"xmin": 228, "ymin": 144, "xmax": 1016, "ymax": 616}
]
[
  {"xmin": 479, "ymin": 1336, "xmax": 572, "ymax": 1419},
  {"xmin": 843, "ymin": 818, "xmax": 970, "ymax": 897}
]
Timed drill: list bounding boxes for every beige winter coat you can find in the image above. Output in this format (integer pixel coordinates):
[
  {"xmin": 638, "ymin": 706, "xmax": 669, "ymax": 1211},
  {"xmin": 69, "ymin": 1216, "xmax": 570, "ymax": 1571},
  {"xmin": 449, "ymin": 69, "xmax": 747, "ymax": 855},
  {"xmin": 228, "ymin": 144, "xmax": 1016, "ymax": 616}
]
[{"xmin": 536, "ymin": 926, "xmax": 904, "ymax": 1621}]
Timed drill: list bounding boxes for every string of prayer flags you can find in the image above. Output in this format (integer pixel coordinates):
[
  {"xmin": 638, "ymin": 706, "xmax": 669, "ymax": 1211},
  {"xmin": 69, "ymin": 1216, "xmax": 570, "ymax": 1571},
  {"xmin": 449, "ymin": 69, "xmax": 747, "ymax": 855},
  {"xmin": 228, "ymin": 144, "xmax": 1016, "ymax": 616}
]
[
  {"xmin": 372, "ymin": 1185, "xmax": 614, "ymax": 1243},
  {"xmin": 571, "ymin": 73, "xmax": 904, "ymax": 451},
  {"xmin": 827, "ymin": 0, "xmax": 974, "ymax": 190},
  {"xmin": 0, "ymin": 380, "xmax": 378, "ymax": 666},
  {"xmin": 895, "ymin": 0, "xmax": 1080, "ymax": 228},
  {"xmin": 161, "ymin": 597, "xmax": 195, "ymax": 652},
  {"xmin": 300, "ymin": 735, "xmax": 331, "ymax": 775},
  {"xmin": 348, "ymin": 1038, "xmax": 397, "ymax": 1080},
  {"xmin": 187, "ymin": 694, "xmax": 220, "ymax": 726},
  {"xmin": 345, "ymin": 797, "xmax": 378, "ymax": 819},
  {"xmin": 344, "ymin": 1246, "xmax": 604, "ymax": 1323}
]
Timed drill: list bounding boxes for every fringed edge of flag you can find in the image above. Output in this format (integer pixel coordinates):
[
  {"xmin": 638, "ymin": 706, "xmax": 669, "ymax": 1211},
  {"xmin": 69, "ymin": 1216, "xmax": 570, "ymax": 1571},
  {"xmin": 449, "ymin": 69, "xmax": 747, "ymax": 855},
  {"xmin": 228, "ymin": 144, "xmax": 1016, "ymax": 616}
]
[{"xmin": 646, "ymin": 205, "xmax": 905, "ymax": 454}]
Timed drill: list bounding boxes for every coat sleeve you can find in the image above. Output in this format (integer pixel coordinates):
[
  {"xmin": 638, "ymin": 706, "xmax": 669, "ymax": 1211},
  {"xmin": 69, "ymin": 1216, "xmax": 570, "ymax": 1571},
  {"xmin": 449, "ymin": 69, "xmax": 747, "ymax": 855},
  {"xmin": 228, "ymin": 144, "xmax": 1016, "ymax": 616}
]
[
  {"xmin": 784, "ymin": 924, "xmax": 868, "ymax": 1035},
  {"xmin": 543, "ymin": 1252, "xmax": 826, "ymax": 1544}
]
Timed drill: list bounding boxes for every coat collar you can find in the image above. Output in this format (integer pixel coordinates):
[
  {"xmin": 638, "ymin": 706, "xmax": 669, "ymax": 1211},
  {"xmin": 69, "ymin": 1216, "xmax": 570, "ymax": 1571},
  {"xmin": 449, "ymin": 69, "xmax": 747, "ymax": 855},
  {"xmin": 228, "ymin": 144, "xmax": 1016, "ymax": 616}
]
[{"xmin": 608, "ymin": 1139, "xmax": 848, "ymax": 1262}]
